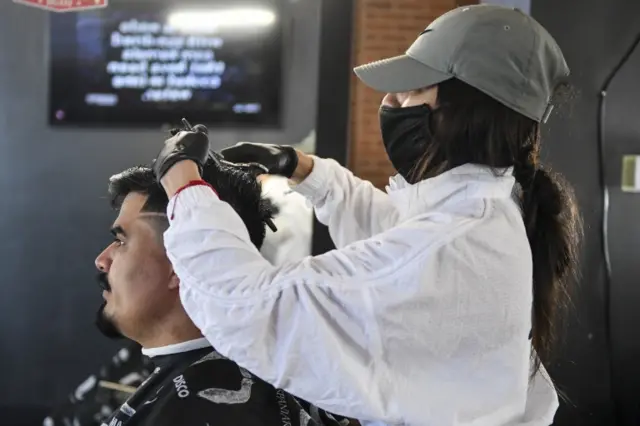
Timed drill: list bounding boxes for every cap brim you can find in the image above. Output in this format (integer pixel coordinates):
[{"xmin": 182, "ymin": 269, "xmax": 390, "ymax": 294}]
[{"xmin": 354, "ymin": 54, "xmax": 452, "ymax": 93}]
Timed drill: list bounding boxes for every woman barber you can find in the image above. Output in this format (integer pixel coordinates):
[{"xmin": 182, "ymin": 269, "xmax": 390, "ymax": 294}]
[{"xmin": 153, "ymin": 5, "xmax": 582, "ymax": 425}]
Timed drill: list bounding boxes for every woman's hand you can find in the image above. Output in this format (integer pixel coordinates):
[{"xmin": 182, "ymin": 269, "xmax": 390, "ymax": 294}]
[
  {"xmin": 220, "ymin": 142, "xmax": 314, "ymax": 182},
  {"xmin": 290, "ymin": 150, "xmax": 314, "ymax": 183}
]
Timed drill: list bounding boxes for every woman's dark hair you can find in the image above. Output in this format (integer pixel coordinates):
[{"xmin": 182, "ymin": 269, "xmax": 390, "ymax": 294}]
[{"xmin": 412, "ymin": 78, "xmax": 583, "ymax": 377}]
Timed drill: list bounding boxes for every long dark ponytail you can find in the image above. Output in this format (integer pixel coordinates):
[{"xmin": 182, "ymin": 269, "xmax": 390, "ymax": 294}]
[
  {"xmin": 513, "ymin": 142, "xmax": 582, "ymax": 375},
  {"xmin": 412, "ymin": 78, "xmax": 583, "ymax": 375}
]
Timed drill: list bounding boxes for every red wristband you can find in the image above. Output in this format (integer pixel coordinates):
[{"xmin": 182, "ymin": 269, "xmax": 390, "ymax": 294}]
[
  {"xmin": 170, "ymin": 180, "xmax": 218, "ymax": 220},
  {"xmin": 174, "ymin": 180, "xmax": 218, "ymax": 197}
]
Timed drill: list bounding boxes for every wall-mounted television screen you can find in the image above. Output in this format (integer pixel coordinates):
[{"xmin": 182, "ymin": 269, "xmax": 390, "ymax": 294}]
[{"xmin": 49, "ymin": 2, "xmax": 283, "ymax": 127}]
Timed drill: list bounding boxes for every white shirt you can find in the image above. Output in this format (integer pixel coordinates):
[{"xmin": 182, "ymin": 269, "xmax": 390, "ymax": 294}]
[
  {"xmin": 164, "ymin": 157, "xmax": 559, "ymax": 426},
  {"xmin": 259, "ymin": 175, "xmax": 313, "ymax": 266},
  {"xmin": 141, "ymin": 338, "xmax": 211, "ymax": 358}
]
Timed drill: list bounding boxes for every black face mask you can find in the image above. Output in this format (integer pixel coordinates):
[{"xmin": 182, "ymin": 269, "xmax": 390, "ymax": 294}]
[{"xmin": 379, "ymin": 104, "xmax": 433, "ymax": 183}]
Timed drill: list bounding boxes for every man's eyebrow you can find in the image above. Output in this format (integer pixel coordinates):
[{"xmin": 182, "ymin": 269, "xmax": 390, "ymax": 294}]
[{"xmin": 110, "ymin": 225, "xmax": 126, "ymax": 238}]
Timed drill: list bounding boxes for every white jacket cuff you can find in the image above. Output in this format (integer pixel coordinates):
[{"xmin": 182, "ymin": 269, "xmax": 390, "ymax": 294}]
[
  {"xmin": 292, "ymin": 156, "xmax": 332, "ymax": 204},
  {"xmin": 167, "ymin": 184, "xmax": 219, "ymax": 220}
]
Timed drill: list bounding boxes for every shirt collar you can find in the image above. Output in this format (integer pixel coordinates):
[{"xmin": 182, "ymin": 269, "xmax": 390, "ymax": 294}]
[
  {"xmin": 386, "ymin": 163, "xmax": 516, "ymax": 220},
  {"xmin": 141, "ymin": 337, "xmax": 211, "ymax": 358}
]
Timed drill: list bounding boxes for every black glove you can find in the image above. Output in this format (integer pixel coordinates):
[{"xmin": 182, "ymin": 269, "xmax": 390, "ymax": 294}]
[
  {"xmin": 220, "ymin": 142, "xmax": 298, "ymax": 178},
  {"xmin": 153, "ymin": 121, "xmax": 210, "ymax": 181}
]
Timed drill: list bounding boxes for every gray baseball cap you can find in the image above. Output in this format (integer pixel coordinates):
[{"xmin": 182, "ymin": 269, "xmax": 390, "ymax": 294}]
[{"xmin": 353, "ymin": 4, "xmax": 569, "ymax": 123}]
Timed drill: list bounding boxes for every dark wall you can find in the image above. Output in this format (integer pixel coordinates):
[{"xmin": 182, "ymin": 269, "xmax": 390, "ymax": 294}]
[
  {"xmin": 311, "ymin": 0, "xmax": 353, "ymax": 256},
  {"xmin": 531, "ymin": 0, "xmax": 640, "ymax": 425},
  {"xmin": 602, "ymin": 24, "xmax": 640, "ymax": 426},
  {"xmin": 0, "ymin": 0, "xmax": 320, "ymax": 406}
]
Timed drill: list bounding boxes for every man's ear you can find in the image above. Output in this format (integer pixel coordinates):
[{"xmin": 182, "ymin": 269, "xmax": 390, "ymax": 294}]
[{"xmin": 168, "ymin": 269, "xmax": 180, "ymax": 290}]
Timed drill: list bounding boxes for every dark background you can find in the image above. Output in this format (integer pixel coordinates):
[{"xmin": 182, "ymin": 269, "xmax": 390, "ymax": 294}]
[
  {"xmin": 2, "ymin": 0, "xmax": 640, "ymax": 425},
  {"xmin": 0, "ymin": 0, "xmax": 320, "ymax": 408},
  {"xmin": 604, "ymin": 38, "xmax": 640, "ymax": 426},
  {"xmin": 531, "ymin": 0, "xmax": 640, "ymax": 424}
]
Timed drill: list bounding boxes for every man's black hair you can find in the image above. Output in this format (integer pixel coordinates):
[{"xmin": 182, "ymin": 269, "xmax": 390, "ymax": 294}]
[{"xmin": 107, "ymin": 160, "xmax": 275, "ymax": 249}]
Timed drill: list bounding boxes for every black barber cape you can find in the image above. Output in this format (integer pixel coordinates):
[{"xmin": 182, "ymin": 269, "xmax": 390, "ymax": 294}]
[
  {"xmin": 45, "ymin": 341, "xmax": 154, "ymax": 426},
  {"xmin": 102, "ymin": 344, "xmax": 351, "ymax": 426}
]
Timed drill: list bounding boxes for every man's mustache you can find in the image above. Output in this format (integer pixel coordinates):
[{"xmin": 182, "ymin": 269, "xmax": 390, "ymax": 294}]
[{"xmin": 97, "ymin": 272, "xmax": 111, "ymax": 292}]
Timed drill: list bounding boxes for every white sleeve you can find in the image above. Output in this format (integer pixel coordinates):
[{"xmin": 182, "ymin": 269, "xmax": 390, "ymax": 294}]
[
  {"xmin": 292, "ymin": 157, "xmax": 399, "ymax": 247},
  {"xmin": 164, "ymin": 185, "xmax": 425, "ymax": 421}
]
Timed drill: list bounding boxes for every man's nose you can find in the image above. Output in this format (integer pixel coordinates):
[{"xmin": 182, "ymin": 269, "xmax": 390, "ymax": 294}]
[{"xmin": 95, "ymin": 246, "xmax": 112, "ymax": 272}]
